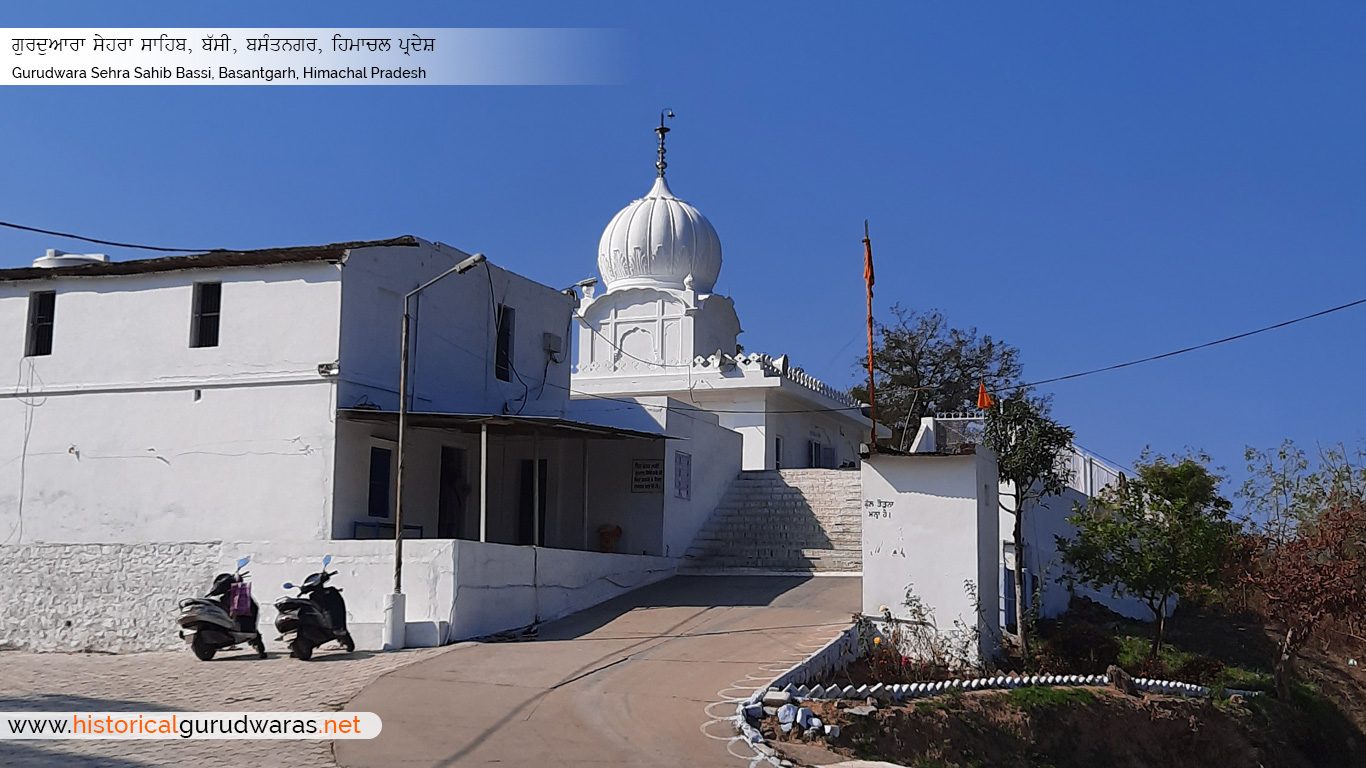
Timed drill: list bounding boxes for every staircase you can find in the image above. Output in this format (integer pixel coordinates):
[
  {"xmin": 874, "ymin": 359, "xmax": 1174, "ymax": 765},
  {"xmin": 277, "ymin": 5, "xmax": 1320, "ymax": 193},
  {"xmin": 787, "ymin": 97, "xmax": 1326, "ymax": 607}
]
[{"xmin": 682, "ymin": 469, "xmax": 862, "ymax": 573}]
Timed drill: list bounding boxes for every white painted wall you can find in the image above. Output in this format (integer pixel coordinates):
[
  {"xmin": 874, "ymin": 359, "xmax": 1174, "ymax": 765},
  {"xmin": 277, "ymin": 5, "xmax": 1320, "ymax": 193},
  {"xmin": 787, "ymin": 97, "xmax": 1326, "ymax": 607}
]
[
  {"xmin": 1, "ymin": 384, "xmax": 338, "ymax": 543},
  {"xmin": 656, "ymin": 399, "xmax": 743, "ymax": 559},
  {"xmin": 576, "ymin": 286, "xmax": 740, "ymax": 375},
  {"xmin": 695, "ymin": 391, "xmax": 770, "ymax": 470},
  {"xmin": 1012, "ymin": 488, "xmax": 1170, "ymax": 622},
  {"xmin": 862, "ymin": 453, "xmax": 1000, "ymax": 664},
  {"xmin": 910, "ymin": 417, "xmax": 1170, "ymax": 626},
  {"xmin": 582, "ymin": 437, "xmax": 665, "ymax": 556},
  {"xmin": 648, "ymin": 387, "xmax": 866, "ymax": 472},
  {"xmin": 339, "ymin": 241, "xmax": 574, "ymax": 418},
  {"xmin": 0, "ymin": 242, "xmax": 686, "ymax": 654},
  {"xmin": 0, "ymin": 240, "xmax": 585, "ymax": 547},
  {"xmin": 0, "ymin": 261, "xmax": 342, "ymax": 393},
  {"xmin": 766, "ymin": 389, "xmax": 865, "ymax": 470},
  {"xmin": 246, "ymin": 540, "xmax": 677, "ymax": 648},
  {"xmin": 0, "ymin": 541, "xmax": 222, "ymax": 652},
  {"xmin": 226, "ymin": 538, "xmax": 458, "ymax": 650},
  {"xmin": 566, "ymin": 395, "xmax": 743, "ymax": 558},
  {"xmin": 0, "ymin": 262, "xmax": 343, "ymax": 544},
  {"xmin": 572, "ymin": 277, "xmax": 876, "ymax": 474},
  {"xmin": 0, "ymin": 538, "xmax": 677, "ymax": 652},
  {"xmin": 450, "ymin": 541, "xmax": 676, "ymax": 640}
]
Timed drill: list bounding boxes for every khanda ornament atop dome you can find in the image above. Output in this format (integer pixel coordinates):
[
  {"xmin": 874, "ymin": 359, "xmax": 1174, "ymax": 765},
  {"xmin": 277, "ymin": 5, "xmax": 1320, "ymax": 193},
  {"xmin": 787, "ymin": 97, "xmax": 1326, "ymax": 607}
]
[{"xmin": 597, "ymin": 111, "xmax": 723, "ymax": 294}]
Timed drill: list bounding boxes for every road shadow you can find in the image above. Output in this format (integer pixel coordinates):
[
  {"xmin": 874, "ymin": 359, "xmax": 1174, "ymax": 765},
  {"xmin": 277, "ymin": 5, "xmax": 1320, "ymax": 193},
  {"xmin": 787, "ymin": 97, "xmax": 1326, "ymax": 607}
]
[
  {"xmin": 0, "ymin": 694, "xmax": 169, "ymax": 768},
  {"xmin": 306, "ymin": 650, "xmax": 380, "ymax": 663},
  {"xmin": 532, "ymin": 574, "xmax": 822, "ymax": 641},
  {"xmin": 0, "ymin": 693, "xmax": 171, "ymax": 712},
  {"xmin": 0, "ymin": 742, "xmax": 155, "ymax": 768}
]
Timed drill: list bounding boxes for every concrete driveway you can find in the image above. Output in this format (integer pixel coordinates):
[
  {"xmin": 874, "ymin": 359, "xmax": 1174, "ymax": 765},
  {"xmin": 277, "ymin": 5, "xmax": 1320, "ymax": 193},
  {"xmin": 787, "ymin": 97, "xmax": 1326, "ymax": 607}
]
[
  {"xmin": 336, "ymin": 575, "xmax": 859, "ymax": 767},
  {"xmin": 0, "ymin": 643, "xmax": 445, "ymax": 768}
]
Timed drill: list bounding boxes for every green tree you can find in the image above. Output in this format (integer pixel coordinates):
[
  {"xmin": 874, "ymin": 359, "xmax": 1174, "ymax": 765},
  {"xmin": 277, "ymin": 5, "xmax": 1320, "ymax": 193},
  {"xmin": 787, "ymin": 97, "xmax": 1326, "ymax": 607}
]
[
  {"xmin": 983, "ymin": 390, "xmax": 1074, "ymax": 659},
  {"xmin": 853, "ymin": 306, "xmax": 1022, "ymax": 450},
  {"xmin": 1059, "ymin": 454, "xmax": 1235, "ymax": 657},
  {"xmin": 1240, "ymin": 439, "xmax": 1366, "ymax": 545}
]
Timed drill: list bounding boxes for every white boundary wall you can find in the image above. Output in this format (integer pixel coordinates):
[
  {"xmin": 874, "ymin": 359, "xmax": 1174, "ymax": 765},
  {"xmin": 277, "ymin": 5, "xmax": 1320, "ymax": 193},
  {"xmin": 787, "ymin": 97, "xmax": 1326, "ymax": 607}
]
[
  {"xmin": 0, "ymin": 540, "xmax": 676, "ymax": 653},
  {"xmin": 0, "ymin": 541, "xmax": 222, "ymax": 652},
  {"xmin": 861, "ymin": 452, "xmax": 1001, "ymax": 664},
  {"xmin": 452, "ymin": 543, "xmax": 676, "ymax": 640}
]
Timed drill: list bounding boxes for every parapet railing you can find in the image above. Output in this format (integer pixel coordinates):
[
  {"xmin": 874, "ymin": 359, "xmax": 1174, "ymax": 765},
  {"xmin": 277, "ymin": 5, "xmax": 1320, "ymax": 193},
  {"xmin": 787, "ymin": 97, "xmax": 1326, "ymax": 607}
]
[
  {"xmin": 579, "ymin": 348, "xmax": 864, "ymax": 409},
  {"xmin": 931, "ymin": 413, "xmax": 1128, "ymax": 496}
]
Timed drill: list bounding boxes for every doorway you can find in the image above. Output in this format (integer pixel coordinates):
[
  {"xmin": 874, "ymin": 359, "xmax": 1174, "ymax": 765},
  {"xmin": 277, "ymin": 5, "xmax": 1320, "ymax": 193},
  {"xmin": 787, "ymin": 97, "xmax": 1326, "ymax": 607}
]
[
  {"xmin": 438, "ymin": 446, "xmax": 469, "ymax": 539},
  {"xmin": 518, "ymin": 458, "xmax": 548, "ymax": 546}
]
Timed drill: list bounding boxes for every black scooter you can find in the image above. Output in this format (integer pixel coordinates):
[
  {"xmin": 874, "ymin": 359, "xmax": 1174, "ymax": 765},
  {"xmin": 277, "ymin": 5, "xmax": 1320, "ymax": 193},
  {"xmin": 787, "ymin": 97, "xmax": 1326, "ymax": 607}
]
[
  {"xmin": 274, "ymin": 554, "xmax": 355, "ymax": 661},
  {"xmin": 177, "ymin": 556, "xmax": 267, "ymax": 660}
]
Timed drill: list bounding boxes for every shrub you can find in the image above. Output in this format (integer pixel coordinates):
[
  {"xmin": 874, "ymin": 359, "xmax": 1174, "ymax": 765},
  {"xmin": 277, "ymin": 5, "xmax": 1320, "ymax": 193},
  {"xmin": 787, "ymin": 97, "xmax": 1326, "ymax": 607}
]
[
  {"xmin": 1038, "ymin": 621, "xmax": 1120, "ymax": 674},
  {"xmin": 1174, "ymin": 654, "xmax": 1226, "ymax": 685}
]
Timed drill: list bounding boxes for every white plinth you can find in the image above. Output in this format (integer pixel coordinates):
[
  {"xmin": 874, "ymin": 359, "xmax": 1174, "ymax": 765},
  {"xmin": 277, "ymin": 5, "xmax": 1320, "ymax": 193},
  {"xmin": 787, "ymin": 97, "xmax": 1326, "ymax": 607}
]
[{"xmin": 382, "ymin": 592, "xmax": 406, "ymax": 651}]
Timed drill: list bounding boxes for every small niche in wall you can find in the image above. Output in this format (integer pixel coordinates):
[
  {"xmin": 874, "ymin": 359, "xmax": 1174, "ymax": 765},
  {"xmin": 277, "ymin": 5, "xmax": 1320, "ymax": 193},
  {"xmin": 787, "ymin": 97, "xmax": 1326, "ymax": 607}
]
[{"xmin": 193, "ymin": 389, "xmax": 202, "ymax": 402}]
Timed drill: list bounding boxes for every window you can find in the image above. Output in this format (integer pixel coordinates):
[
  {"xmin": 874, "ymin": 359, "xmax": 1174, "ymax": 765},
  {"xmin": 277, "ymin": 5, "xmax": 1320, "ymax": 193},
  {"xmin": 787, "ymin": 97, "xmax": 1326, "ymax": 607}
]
[
  {"xmin": 367, "ymin": 446, "xmax": 392, "ymax": 518},
  {"xmin": 25, "ymin": 291, "xmax": 55, "ymax": 357},
  {"xmin": 808, "ymin": 440, "xmax": 824, "ymax": 469},
  {"xmin": 517, "ymin": 458, "xmax": 548, "ymax": 546},
  {"xmin": 1004, "ymin": 566, "xmax": 1018, "ymax": 634},
  {"xmin": 495, "ymin": 304, "xmax": 515, "ymax": 382},
  {"xmin": 190, "ymin": 282, "xmax": 221, "ymax": 348}
]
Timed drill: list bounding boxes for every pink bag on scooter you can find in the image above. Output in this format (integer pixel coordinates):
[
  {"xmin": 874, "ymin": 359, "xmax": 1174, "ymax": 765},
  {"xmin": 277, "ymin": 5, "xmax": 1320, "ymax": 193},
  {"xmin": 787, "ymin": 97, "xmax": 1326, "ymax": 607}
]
[{"xmin": 228, "ymin": 581, "xmax": 251, "ymax": 617}]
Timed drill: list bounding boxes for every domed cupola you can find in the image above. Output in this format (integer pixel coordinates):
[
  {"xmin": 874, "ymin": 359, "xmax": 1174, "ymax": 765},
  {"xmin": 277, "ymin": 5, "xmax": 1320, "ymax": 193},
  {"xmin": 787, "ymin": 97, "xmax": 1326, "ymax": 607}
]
[{"xmin": 597, "ymin": 117, "xmax": 722, "ymax": 293}]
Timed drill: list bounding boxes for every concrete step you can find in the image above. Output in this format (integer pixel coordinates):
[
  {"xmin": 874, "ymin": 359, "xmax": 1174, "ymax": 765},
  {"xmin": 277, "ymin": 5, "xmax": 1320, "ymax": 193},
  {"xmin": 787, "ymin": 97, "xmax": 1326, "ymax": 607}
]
[
  {"xmin": 681, "ymin": 554, "xmax": 861, "ymax": 571},
  {"xmin": 684, "ymin": 469, "xmax": 863, "ymax": 572},
  {"xmin": 695, "ymin": 524, "xmax": 859, "ymax": 535},
  {"xmin": 694, "ymin": 523, "xmax": 855, "ymax": 533}
]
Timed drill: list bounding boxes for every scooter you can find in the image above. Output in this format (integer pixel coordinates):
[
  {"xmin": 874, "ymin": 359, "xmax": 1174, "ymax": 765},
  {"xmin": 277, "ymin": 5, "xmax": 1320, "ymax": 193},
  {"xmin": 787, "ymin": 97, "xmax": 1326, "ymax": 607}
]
[
  {"xmin": 274, "ymin": 554, "xmax": 355, "ymax": 661},
  {"xmin": 177, "ymin": 556, "xmax": 267, "ymax": 661}
]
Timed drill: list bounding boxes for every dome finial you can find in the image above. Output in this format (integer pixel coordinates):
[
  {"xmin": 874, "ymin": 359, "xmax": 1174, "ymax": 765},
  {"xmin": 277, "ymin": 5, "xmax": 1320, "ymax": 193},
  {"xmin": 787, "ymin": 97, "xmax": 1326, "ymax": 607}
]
[{"xmin": 655, "ymin": 109, "xmax": 675, "ymax": 177}]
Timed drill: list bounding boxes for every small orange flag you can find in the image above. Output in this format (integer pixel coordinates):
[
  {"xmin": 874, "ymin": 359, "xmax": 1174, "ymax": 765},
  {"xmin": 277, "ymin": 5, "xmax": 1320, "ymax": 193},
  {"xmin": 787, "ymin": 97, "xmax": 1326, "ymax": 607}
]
[
  {"xmin": 977, "ymin": 381, "xmax": 995, "ymax": 410},
  {"xmin": 863, "ymin": 232, "xmax": 874, "ymax": 292}
]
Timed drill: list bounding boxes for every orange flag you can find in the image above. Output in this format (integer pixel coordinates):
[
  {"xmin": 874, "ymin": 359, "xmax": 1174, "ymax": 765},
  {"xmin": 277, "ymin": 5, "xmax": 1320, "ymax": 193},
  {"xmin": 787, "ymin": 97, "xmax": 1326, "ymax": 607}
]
[
  {"xmin": 977, "ymin": 381, "xmax": 995, "ymax": 410},
  {"xmin": 863, "ymin": 230, "xmax": 875, "ymax": 292}
]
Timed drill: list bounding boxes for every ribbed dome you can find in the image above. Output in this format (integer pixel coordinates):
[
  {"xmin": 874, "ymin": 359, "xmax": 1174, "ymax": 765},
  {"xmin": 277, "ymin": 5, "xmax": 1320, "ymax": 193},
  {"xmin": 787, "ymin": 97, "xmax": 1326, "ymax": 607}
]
[{"xmin": 597, "ymin": 176, "xmax": 722, "ymax": 293}]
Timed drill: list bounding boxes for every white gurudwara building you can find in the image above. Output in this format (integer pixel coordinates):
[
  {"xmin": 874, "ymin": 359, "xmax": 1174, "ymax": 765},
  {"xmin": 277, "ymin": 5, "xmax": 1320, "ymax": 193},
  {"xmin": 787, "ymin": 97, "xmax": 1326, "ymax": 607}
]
[{"xmin": 572, "ymin": 122, "xmax": 884, "ymax": 470}]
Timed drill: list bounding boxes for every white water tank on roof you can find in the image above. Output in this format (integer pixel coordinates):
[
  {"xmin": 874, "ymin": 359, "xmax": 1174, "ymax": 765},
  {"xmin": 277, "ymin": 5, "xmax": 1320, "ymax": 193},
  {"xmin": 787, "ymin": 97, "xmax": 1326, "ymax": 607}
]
[{"xmin": 32, "ymin": 249, "xmax": 109, "ymax": 268}]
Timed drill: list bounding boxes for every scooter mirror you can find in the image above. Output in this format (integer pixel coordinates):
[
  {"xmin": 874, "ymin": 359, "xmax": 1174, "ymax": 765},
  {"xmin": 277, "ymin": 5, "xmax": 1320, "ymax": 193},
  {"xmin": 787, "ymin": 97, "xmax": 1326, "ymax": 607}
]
[
  {"xmin": 236, "ymin": 557, "xmax": 251, "ymax": 570},
  {"xmin": 322, "ymin": 554, "xmax": 332, "ymax": 567},
  {"xmin": 283, "ymin": 582, "xmax": 294, "ymax": 589}
]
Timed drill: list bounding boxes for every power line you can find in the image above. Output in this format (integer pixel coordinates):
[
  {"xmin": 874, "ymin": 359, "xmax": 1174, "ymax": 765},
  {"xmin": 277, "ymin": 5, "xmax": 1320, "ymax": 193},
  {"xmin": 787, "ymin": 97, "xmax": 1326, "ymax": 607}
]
[
  {"xmin": 569, "ymin": 314, "xmax": 869, "ymax": 412},
  {"xmin": 481, "ymin": 261, "xmax": 531, "ymax": 414},
  {"xmin": 546, "ymin": 377, "xmax": 862, "ymax": 415},
  {"xmin": 573, "ymin": 314, "xmax": 693, "ymax": 369},
  {"xmin": 0, "ymin": 219, "xmax": 217, "ymax": 253},
  {"xmin": 1010, "ymin": 296, "xmax": 1366, "ymax": 391},
  {"xmin": 16, "ymin": 217, "xmax": 1358, "ymax": 412}
]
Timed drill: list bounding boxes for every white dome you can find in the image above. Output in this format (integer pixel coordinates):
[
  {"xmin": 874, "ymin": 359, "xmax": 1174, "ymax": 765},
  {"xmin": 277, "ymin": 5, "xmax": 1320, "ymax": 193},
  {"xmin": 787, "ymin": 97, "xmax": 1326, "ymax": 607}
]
[{"xmin": 597, "ymin": 176, "xmax": 722, "ymax": 293}]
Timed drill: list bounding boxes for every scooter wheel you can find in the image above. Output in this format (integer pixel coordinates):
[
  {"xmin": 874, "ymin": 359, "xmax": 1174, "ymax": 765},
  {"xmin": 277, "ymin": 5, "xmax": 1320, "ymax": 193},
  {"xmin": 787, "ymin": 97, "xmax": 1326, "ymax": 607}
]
[
  {"xmin": 341, "ymin": 633, "xmax": 355, "ymax": 653},
  {"xmin": 291, "ymin": 639, "xmax": 313, "ymax": 661},
  {"xmin": 191, "ymin": 636, "xmax": 217, "ymax": 661}
]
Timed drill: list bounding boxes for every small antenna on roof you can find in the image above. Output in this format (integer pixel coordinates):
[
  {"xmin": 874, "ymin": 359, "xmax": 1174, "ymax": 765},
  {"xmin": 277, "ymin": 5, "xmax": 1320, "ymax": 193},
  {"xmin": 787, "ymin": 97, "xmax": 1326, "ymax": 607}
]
[{"xmin": 655, "ymin": 109, "xmax": 675, "ymax": 177}]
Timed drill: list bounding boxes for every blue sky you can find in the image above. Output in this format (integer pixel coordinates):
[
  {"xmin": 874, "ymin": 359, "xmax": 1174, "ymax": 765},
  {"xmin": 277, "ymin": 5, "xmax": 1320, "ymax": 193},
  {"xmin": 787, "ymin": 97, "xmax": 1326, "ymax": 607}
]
[{"xmin": 4, "ymin": 2, "xmax": 1364, "ymax": 502}]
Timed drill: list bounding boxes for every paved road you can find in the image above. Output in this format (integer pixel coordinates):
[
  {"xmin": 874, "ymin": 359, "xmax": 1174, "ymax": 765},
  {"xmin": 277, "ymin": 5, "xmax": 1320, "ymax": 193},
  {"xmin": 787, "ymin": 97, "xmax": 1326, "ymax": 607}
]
[
  {"xmin": 337, "ymin": 575, "xmax": 859, "ymax": 768},
  {"xmin": 0, "ymin": 643, "xmax": 444, "ymax": 767}
]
